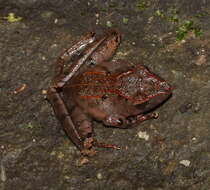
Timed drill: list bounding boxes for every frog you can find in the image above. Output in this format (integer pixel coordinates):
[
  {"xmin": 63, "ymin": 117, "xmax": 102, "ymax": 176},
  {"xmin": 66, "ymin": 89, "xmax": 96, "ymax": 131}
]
[{"xmin": 47, "ymin": 30, "xmax": 172, "ymax": 156}]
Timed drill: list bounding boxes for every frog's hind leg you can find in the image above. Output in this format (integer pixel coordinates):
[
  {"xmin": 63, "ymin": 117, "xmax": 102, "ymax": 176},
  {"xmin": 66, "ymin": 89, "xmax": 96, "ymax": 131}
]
[
  {"xmin": 93, "ymin": 141, "xmax": 121, "ymax": 150},
  {"xmin": 47, "ymin": 88, "xmax": 84, "ymax": 150},
  {"xmin": 70, "ymin": 106, "xmax": 97, "ymax": 156},
  {"xmin": 66, "ymin": 105, "xmax": 121, "ymax": 154}
]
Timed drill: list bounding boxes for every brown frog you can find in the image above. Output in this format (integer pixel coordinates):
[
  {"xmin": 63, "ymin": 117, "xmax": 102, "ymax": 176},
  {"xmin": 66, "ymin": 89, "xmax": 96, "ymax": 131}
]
[{"xmin": 47, "ymin": 30, "xmax": 172, "ymax": 156}]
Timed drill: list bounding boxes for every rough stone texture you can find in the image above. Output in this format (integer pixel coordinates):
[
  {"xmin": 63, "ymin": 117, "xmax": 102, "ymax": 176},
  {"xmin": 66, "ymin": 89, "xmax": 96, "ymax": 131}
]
[{"xmin": 0, "ymin": 0, "xmax": 210, "ymax": 189}]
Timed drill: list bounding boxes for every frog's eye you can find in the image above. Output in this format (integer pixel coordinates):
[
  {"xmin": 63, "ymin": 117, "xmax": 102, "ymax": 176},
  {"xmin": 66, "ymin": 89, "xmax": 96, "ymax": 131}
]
[
  {"xmin": 102, "ymin": 94, "xmax": 109, "ymax": 100},
  {"xmin": 116, "ymin": 118, "xmax": 123, "ymax": 125}
]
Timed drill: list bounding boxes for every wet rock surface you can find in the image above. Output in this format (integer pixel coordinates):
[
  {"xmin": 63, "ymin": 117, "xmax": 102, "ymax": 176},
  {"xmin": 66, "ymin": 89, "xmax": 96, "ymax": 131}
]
[{"xmin": 0, "ymin": 0, "xmax": 210, "ymax": 189}]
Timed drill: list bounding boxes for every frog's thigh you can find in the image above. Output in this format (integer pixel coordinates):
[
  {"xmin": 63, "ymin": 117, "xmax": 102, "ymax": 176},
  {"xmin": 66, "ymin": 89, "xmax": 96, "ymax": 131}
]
[{"xmin": 70, "ymin": 106, "xmax": 93, "ymax": 138}]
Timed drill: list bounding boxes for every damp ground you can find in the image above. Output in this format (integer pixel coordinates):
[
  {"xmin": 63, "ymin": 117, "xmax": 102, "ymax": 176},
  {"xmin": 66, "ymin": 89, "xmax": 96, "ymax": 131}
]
[{"xmin": 0, "ymin": 0, "xmax": 210, "ymax": 189}]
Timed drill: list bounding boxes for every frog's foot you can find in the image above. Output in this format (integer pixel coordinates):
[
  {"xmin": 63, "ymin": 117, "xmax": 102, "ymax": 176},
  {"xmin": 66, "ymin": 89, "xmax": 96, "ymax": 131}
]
[
  {"xmin": 136, "ymin": 112, "xmax": 159, "ymax": 123},
  {"xmin": 79, "ymin": 137, "xmax": 98, "ymax": 157},
  {"xmin": 126, "ymin": 112, "xmax": 158, "ymax": 126},
  {"xmin": 81, "ymin": 139, "xmax": 120, "ymax": 156},
  {"xmin": 81, "ymin": 149, "xmax": 97, "ymax": 157},
  {"xmin": 94, "ymin": 141, "xmax": 120, "ymax": 150}
]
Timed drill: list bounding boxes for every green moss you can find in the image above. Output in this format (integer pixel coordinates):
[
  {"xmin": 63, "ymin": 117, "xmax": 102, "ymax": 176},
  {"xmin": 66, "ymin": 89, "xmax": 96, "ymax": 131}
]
[
  {"xmin": 155, "ymin": 8, "xmax": 179, "ymax": 23},
  {"xmin": 22, "ymin": 122, "xmax": 34, "ymax": 129},
  {"xmin": 153, "ymin": 6, "xmax": 203, "ymax": 41},
  {"xmin": 137, "ymin": 0, "xmax": 147, "ymax": 10},
  {"xmin": 168, "ymin": 14, "xmax": 179, "ymax": 23},
  {"xmin": 123, "ymin": 17, "xmax": 129, "ymax": 24},
  {"xmin": 155, "ymin": 10, "xmax": 164, "ymax": 18},
  {"xmin": 167, "ymin": 8, "xmax": 179, "ymax": 23},
  {"xmin": 3, "ymin": 13, "xmax": 22, "ymax": 23},
  {"xmin": 176, "ymin": 20, "xmax": 203, "ymax": 41}
]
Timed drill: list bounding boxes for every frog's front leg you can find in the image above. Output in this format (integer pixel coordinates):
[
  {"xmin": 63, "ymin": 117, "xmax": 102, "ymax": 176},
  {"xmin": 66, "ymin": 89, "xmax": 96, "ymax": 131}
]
[
  {"xmin": 104, "ymin": 112, "xmax": 158, "ymax": 128},
  {"xmin": 132, "ymin": 112, "xmax": 159, "ymax": 125}
]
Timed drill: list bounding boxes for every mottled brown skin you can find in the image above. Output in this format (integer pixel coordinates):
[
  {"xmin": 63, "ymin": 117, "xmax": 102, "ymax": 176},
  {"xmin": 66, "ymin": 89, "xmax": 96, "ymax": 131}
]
[{"xmin": 47, "ymin": 30, "xmax": 172, "ymax": 156}]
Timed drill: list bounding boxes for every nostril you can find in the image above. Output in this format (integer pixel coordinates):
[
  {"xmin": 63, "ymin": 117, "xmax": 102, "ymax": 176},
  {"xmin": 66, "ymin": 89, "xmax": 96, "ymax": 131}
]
[
  {"xmin": 115, "ymin": 35, "xmax": 121, "ymax": 43},
  {"xmin": 101, "ymin": 94, "xmax": 109, "ymax": 100},
  {"xmin": 160, "ymin": 82, "xmax": 172, "ymax": 92},
  {"xmin": 127, "ymin": 116, "xmax": 136, "ymax": 124}
]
